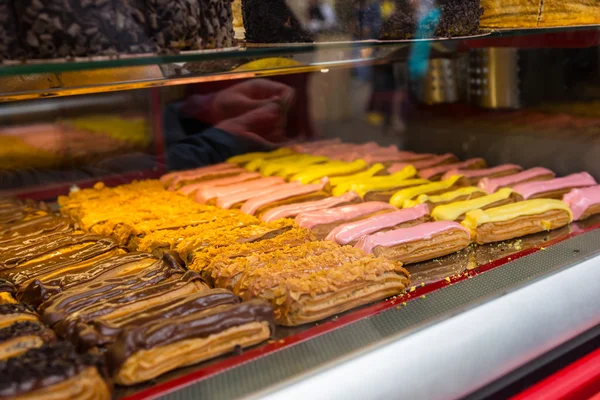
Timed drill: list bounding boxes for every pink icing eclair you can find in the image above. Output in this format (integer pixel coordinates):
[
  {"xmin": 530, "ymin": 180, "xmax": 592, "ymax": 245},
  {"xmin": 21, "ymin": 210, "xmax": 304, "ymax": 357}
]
[
  {"xmin": 387, "ymin": 153, "xmax": 458, "ymax": 174},
  {"xmin": 354, "ymin": 221, "xmax": 471, "ymax": 264},
  {"xmin": 419, "ymin": 158, "xmax": 487, "ymax": 181},
  {"xmin": 196, "ymin": 176, "xmax": 285, "ymax": 204},
  {"xmin": 325, "ymin": 204, "xmax": 430, "ymax": 245},
  {"xmin": 167, "ymin": 165, "xmax": 245, "ymax": 191},
  {"xmin": 178, "ymin": 172, "xmax": 262, "ymax": 196},
  {"xmin": 240, "ymin": 179, "xmax": 330, "ymax": 217},
  {"xmin": 478, "ymin": 167, "xmax": 555, "ymax": 193},
  {"xmin": 441, "ymin": 164, "xmax": 523, "ymax": 185},
  {"xmin": 512, "ymin": 172, "xmax": 597, "ymax": 200},
  {"xmin": 160, "ymin": 162, "xmax": 236, "ymax": 184},
  {"xmin": 363, "ymin": 151, "xmax": 435, "ymax": 165},
  {"xmin": 295, "ymin": 201, "xmax": 397, "ymax": 240},
  {"xmin": 260, "ymin": 191, "xmax": 362, "ymax": 222},
  {"xmin": 563, "ymin": 185, "xmax": 600, "ymax": 221},
  {"xmin": 217, "ymin": 181, "xmax": 298, "ymax": 209}
]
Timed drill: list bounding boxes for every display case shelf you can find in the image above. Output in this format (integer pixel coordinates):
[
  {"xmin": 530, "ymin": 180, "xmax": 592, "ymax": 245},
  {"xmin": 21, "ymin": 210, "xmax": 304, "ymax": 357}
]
[{"xmin": 2, "ymin": 26, "xmax": 598, "ymax": 103}]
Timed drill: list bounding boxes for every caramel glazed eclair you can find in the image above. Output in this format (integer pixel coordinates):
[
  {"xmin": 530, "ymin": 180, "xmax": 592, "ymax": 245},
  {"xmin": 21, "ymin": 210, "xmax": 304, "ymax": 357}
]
[
  {"xmin": 204, "ymin": 241, "xmax": 410, "ymax": 326},
  {"xmin": 0, "ymin": 342, "xmax": 111, "ymax": 400}
]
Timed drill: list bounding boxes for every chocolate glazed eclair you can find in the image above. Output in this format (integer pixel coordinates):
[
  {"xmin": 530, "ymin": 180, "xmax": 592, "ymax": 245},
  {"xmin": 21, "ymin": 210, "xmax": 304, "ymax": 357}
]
[
  {"xmin": 20, "ymin": 252, "xmax": 164, "ymax": 307},
  {"xmin": 107, "ymin": 298, "xmax": 274, "ymax": 385}
]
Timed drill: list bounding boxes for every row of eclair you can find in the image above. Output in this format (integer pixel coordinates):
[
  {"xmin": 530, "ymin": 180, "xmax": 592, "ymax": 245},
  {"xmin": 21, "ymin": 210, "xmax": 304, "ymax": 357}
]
[
  {"xmin": 162, "ymin": 141, "xmax": 600, "ymax": 266},
  {"xmin": 0, "ymin": 196, "xmax": 276, "ymax": 397}
]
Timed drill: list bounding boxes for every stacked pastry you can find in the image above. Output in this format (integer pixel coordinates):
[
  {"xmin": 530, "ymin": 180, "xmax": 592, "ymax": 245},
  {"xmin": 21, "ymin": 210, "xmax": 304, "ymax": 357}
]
[{"xmin": 0, "ymin": 196, "xmax": 275, "ymax": 389}]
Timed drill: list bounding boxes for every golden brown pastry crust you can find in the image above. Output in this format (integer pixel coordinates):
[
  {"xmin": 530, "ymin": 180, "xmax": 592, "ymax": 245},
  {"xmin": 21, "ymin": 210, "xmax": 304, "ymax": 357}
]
[
  {"xmin": 363, "ymin": 182, "xmax": 430, "ymax": 202},
  {"xmin": 113, "ymin": 321, "xmax": 271, "ymax": 385},
  {"xmin": 471, "ymin": 209, "xmax": 571, "ymax": 244},
  {"xmin": 525, "ymin": 187, "xmax": 588, "ymax": 200},
  {"xmin": 277, "ymin": 272, "xmax": 409, "ymax": 325},
  {"xmin": 461, "ymin": 167, "xmax": 523, "ymax": 185},
  {"xmin": 422, "ymin": 159, "xmax": 488, "ymax": 181},
  {"xmin": 453, "ymin": 193, "xmax": 520, "ymax": 222},
  {"xmin": 423, "ymin": 191, "xmax": 487, "ymax": 211},
  {"xmin": 372, "ymin": 228, "xmax": 471, "ymax": 264},
  {"xmin": 11, "ymin": 367, "xmax": 111, "ymax": 400},
  {"xmin": 579, "ymin": 202, "xmax": 600, "ymax": 220}
]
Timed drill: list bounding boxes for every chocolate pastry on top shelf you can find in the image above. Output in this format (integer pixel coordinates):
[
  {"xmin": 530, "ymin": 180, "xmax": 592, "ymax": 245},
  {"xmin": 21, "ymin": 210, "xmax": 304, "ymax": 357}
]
[
  {"xmin": 379, "ymin": 0, "xmax": 483, "ymax": 40},
  {"xmin": 15, "ymin": 0, "xmax": 119, "ymax": 58},
  {"xmin": 0, "ymin": 0, "xmax": 19, "ymax": 60},
  {"xmin": 115, "ymin": 0, "xmax": 155, "ymax": 54},
  {"xmin": 146, "ymin": 0, "xmax": 235, "ymax": 51},
  {"xmin": 242, "ymin": 0, "xmax": 313, "ymax": 43}
]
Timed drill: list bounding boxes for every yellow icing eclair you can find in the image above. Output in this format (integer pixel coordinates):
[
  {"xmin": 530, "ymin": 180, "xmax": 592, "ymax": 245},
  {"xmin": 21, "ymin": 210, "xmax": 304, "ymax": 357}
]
[
  {"xmin": 403, "ymin": 186, "xmax": 487, "ymax": 209},
  {"xmin": 245, "ymin": 153, "xmax": 304, "ymax": 172},
  {"xmin": 266, "ymin": 155, "xmax": 330, "ymax": 177},
  {"xmin": 431, "ymin": 188, "xmax": 518, "ymax": 221},
  {"xmin": 389, "ymin": 175, "xmax": 464, "ymax": 208},
  {"xmin": 331, "ymin": 166, "xmax": 420, "ymax": 197},
  {"xmin": 328, "ymin": 163, "xmax": 387, "ymax": 186},
  {"xmin": 461, "ymin": 199, "xmax": 573, "ymax": 244},
  {"xmin": 291, "ymin": 159, "xmax": 368, "ymax": 184},
  {"xmin": 227, "ymin": 147, "xmax": 294, "ymax": 165}
]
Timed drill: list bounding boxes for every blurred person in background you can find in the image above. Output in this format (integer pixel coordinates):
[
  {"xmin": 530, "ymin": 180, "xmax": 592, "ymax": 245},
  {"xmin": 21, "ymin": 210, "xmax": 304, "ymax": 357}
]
[{"xmin": 307, "ymin": 0, "xmax": 338, "ymax": 33}]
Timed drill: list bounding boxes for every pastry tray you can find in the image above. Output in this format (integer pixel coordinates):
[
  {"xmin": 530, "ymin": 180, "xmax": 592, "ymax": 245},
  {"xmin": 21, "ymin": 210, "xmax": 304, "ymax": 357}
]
[{"xmin": 114, "ymin": 214, "xmax": 600, "ymax": 399}]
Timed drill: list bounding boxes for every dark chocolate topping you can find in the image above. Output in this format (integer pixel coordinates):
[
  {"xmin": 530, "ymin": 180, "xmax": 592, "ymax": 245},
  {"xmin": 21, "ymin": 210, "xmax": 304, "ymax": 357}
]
[
  {"xmin": 20, "ymin": 252, "xmax": 160, "ymax": 307},
  {"xmin": 0, "ymin": 342, "xmax": 98, "ymax": 397},
  {"xmin": 2, "ymin": 239, "xmax": 120, "ymax": 286},
  {"xmin": 107, "ymin": 299, "xmax": 275, "ymax": 373},
  {"xmin": 0, "ymin": 216, "xmax": 72, "ymax": 247},
  {"xmin": 39, "ymin": 262, "xmax": 186, "ymax": 327},
  {"xmin": 0, "ymin": 279, "xmax": 15, "ymax": 294},
  {"xmin": 52, "ymin": 271, "xmax": 206, "ymax": 341},
  {"xmin": 0, "ymin": 234, "xmax": 111, "ymax": 269},
  {"xmin": 0, "ymin": 321, "xmax": 55, "ymax": 343},
  {"xmin": 0, "ymin": 209, "xmax": 49, "ymax": 228},
  {"xmin": 76, "ymin": 289, "xmax": 239, "ymax": 350}
]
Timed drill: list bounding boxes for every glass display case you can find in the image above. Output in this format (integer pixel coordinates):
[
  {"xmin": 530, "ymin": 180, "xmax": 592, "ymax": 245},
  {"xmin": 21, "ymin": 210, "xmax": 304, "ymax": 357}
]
[{"xmin": 1, "ymin": 1, "xmax": 599, "ymax": 399}]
